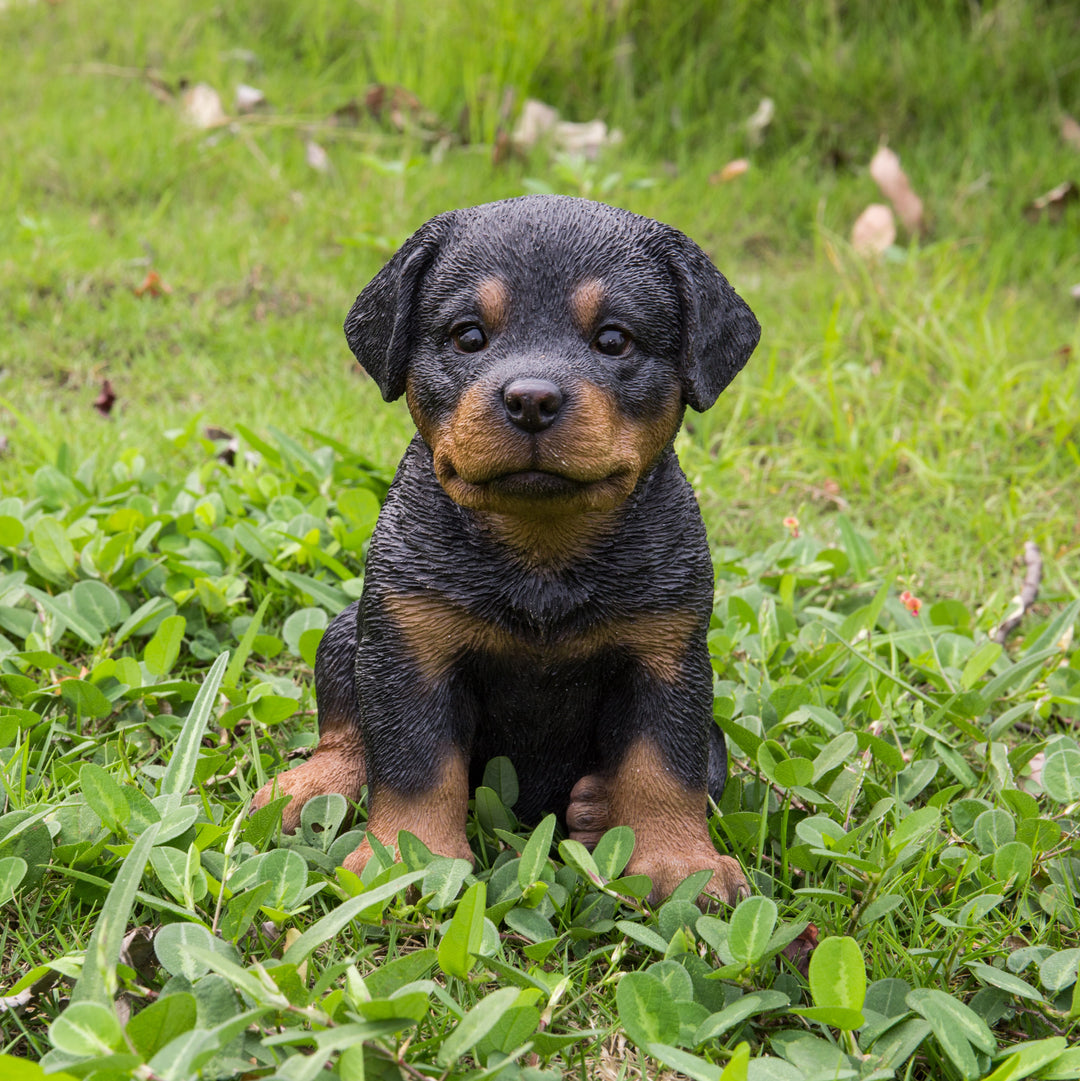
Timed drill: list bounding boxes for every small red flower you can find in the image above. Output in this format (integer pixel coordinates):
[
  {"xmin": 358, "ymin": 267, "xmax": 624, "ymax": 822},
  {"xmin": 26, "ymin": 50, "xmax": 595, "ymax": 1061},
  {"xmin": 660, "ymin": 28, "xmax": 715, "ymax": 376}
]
[
  {"xmin": 783, "ymin": 516, "xmax": 800, "ymax": 538},
  {"xmin": 899, "ymin": 590, "xmax": 922, "ymax": 616}
]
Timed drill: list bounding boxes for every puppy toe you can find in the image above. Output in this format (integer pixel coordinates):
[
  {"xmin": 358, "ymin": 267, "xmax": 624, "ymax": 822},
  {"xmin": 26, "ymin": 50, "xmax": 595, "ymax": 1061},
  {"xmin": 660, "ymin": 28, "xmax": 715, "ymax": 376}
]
[{"xmin": 567, "ymin": 773, "xmax": 612, "ymax": 848}]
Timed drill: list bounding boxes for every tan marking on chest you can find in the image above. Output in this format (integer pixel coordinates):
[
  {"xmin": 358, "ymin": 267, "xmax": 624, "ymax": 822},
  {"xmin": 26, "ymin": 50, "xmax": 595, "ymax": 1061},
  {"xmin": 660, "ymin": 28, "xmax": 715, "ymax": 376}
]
[{"xmin": 385, "ymin": 591, "xmax": 697, "ymax": 683}]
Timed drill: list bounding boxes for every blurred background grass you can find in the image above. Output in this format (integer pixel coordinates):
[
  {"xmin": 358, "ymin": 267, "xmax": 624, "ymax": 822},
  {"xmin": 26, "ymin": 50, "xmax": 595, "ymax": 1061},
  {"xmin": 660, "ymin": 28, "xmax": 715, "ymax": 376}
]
[{"xmin": 1, "ymin": 0, "xmax": 1078, "ymax": 602}]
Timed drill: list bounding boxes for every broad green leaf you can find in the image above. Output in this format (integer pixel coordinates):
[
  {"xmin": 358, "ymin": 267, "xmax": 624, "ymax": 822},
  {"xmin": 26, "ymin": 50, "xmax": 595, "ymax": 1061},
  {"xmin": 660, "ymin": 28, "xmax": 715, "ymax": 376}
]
[
  {"xmin": 154, "ymin": 923, "xmax": 240, "ymax": 980},
  {"xmin": 69, "ymin": 821, "xmax": 161, "ymax": 1006},
  {"xmin": 60, "ymin": 679, "xmax": 112, "ymax": 719},
  {"xmin": 435, "ymin": 987, "xmax": 521, "ymax": 1066},
  {"xmin": 0, "ymin": 856, "xmax": 28, "ymax": 902},
  {"xmin": 1041, "ymin": 749, "xmax": 1080, "ymax": 804},
  {"xmin": 71, "ymin": 580, "xmax": 129, "ymax": 633},
  {"xmin": 438, "ymin": 880, "xmax": 487, "ymax": 978},
  {"xmin": 809, "ymin": 936, "xmax": 866, "ymax": 1012},
  {"xmin": 482, "ymin": 756, "xmax": 519, "ymax": 807},
  {"xmin": 558, "ymin": 838, "xmax": 602, "ymax": 883},
  {"xmin": 989, "ymin": 1037, "xmax": 1068, "ymax": 1079},
  {"xmin": 908, "ymin": 987, "xmax": 996, "ymax": 1080},
  {"xmin": 968, "ymin": 962, "xmax": 1044, "ymax": 1002},
  {"xmin": 992, "ymin": 841, "xmax": 1033, "ymax": 886},
  {"xmin": 773, "ymin": 756, "xmax": 814, "ymax": 788},
  {"xmin": 518, "ymin": 813, "xmax": 556, "ymax": 888},
  {"xmin": 694, "ymin": 990, "xmax": 790, "ymax": 1043},
  {"xmin": 649, "ymin": 1043, "xmax": 724, "ymax": 1081},
  {"xmin": 421, "ymin": 857, "xmax": 472, "ymax": 910},
  {"xmin": 144, "ymin": 615, "xmax": 186, "ymax": 677},
  {"xmin": 125, "ymin": 993, "xmax": 198, "ymax": 1059},
  {"xmin": 592, "ymin": 825, "xmax": 635, "ymax": 881},
  {"xmin": 790, "ymin": 1004, "xmax": 865, "ymax": 1030},
  {"xmin": 49, "ymin": 1001, "xmax": 124, "ymax": 1056},
  {"xmin": 888, "ymin": 806, "xmax": 941, "ymax": 855},
  {"xmin": 79, "ymin": 763, "xmax": 130, "ymax": 834},
  {"xmin": 255, "ymin": 848, "xmax": 308, "ymax": 909},
  {"xmin": 615, "ymin": 970, "xmax": 680, "ymax": 1049},
  {"xmin": 159, "ymin": 651, "xmax": 228, "ymax": 802},
  {"xmin": 974, "ymin": 808, "xmax": 1016, "ymax": 854},
  {"xmin": 1039, "ymin": 948, "xmax": 1080, "ymax": 993},
  {"xmin": 31, "ymin": 517, "xmax": 76, "ymax": 577},
  {"xmin": 961, "ymin": 640, "xmax": 1003, "ymax": 689},
  {"xmin": 728, "ymin": 896, "xmax": 777, "ymax": 965},
  {"xmin": 283, "ymin": 606, "xmax": 328, "ymax": 657},
  {"xmin": 282, "ymin": 870, "xmax": 425, "ymax": 966}
]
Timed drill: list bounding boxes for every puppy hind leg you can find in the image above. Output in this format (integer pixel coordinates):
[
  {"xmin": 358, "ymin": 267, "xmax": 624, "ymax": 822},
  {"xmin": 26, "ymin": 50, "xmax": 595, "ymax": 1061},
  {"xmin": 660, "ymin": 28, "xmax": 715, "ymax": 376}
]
[{"xmin": 251, "ymin": 602, "xmax": 367, "ymax": 832}]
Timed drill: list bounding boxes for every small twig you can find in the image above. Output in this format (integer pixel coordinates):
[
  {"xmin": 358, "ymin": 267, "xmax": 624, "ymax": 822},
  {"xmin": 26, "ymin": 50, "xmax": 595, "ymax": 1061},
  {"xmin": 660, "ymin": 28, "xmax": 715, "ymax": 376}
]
[{"xmin": 993, "ymin": 541, "xmax": 1043, "ymax": 644}]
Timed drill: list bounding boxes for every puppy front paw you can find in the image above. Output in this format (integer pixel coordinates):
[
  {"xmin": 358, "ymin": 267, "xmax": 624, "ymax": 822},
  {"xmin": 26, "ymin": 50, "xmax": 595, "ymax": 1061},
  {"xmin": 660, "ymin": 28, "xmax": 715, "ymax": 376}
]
[{"xmin": 629, "ymin": 847, "xmax": 749, "ymax": 907}]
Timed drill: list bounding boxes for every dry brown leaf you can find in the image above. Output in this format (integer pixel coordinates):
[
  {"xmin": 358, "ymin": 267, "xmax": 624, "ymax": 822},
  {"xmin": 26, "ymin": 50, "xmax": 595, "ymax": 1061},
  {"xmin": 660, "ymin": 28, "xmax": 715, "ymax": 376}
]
[
  {"xmin": 869, "ymin": 147, "xmax": 924, "ymax": 234},
  {"xmin": 511, "ymin": 98, "xmax": 621, "ymax": 159},
  {"xmin": 93, "ymin": 379, "xmax": 116, "ymax": 417},
  {"xmin": 133, "ymin": 270, "xmax": 172, "ymax": 298},
  {"xmin": 305, "ymin": 139, "xmax": 331, "ymax": 173},
  {"xmin": 235, "ymin": 83, "xmax": 266, "ymax": 113},
  {"xmin": 1024, "ymin": 180, "xmax": 1077, "ymax": 223},
  {"xmin": 851, "ymin": 203, "xmax": 896, "ymax": 256},
  {"xmin": 746, "ymin": 97, "xmax": 775, "ymax": 147},
  {"xmin": 710, "ymin": 158, "xmax": 750, "ymax": 184},
  {"xmin": 1062, "ymin": 114, "xmax": 1080, "ymax": 150},
  {"xmin": 181, "ymin": 82, "xmax": 227, "ymax": 129}
]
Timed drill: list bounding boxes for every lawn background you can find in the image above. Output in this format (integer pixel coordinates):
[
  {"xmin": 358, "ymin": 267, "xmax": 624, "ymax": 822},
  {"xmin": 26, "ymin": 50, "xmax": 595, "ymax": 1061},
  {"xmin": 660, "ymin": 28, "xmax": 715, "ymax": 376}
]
[{"xmin": 1, "ymin": 2, "xmax": 1080, "ymax": 1078}]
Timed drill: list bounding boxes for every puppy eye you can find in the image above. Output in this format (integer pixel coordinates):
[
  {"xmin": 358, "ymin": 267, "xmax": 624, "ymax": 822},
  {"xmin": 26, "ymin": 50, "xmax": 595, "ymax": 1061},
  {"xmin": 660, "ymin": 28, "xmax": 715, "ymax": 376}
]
[
  {"xmin": 594, "ymin": 326, "xmax": 632, "ymax": 357},
  {"xmin": 451, "ymin": 324, "xmax": 488, "ymax": 353}
]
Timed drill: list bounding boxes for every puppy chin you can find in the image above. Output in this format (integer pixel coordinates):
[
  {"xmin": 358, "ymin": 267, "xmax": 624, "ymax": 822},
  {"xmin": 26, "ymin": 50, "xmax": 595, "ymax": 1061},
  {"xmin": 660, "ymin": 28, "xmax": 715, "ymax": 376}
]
[{"xmin": 439, "ymin": 466, "xmax": 635, "ymax": 517}]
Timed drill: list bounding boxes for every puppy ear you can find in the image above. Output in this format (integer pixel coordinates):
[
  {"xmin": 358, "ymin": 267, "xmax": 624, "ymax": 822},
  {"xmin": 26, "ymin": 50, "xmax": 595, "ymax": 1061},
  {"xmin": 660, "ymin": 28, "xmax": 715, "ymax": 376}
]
[
  {"xmin": 666, "ymin": 228, "xmax": 761, "ymax": 412},
  {"xmin": 343, "ymin": 213, "xmax": 453, "ymax": 401}
]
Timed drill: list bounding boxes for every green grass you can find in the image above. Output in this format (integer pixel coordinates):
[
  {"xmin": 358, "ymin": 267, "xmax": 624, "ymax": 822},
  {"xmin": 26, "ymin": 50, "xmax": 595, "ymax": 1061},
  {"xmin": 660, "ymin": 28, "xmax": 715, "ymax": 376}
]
[{"xmin": 2, "ymin": 1, "xmax": 1080, "ymax": 1077}]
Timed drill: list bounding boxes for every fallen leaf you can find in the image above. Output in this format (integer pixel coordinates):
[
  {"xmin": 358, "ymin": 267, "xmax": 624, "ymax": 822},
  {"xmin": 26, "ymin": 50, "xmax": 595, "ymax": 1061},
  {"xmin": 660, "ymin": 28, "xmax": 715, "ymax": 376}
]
[
  {"xmin": 93, "ymin": 379, "xmax": 116, "ymax": 417},
  {"xmin": 235, "ymin": 83, "xmax": 266, "ymax": 113},
  {"xmin": 781, "ymin": 923, "xmax": 818, "ymax": 978},
  {"xmin": 181, "ymin": 82, "xmax": 228, "ymax": 129},
  {"xmin": 511, "ymin": 98, "xmax": 621, "ymax": 160},
  {"xmin": 1062, "ymin": 114, "xmax": 1080, "ymax": 150},
  {"xmin": 1024, "ymin": 180, "xmax": 1077, "ymax": 223},
  {"xmin": 710, "ymin": 158, "xmax": 750, "ymax": 184},
  {"xmin": 746, "ymin": 97, "xmax": 775, "ymax": 146},
  {"xmin": 305, "ymin": 138, "xmax": 331, "ymax": 173},
  {"xmin": 133, "ymin": 270, "xmax": 171, "ymax": 298},
  {"xmin": 869, "ymin": 146, "xmax": 924, "ymax": 234},
  {"xmin": 851, "ymin": 203, "xmax": 896, "ymax": 256},
  {"xmin": 119, "ymin": 926, "xmax": 157, "ymax": 981}
]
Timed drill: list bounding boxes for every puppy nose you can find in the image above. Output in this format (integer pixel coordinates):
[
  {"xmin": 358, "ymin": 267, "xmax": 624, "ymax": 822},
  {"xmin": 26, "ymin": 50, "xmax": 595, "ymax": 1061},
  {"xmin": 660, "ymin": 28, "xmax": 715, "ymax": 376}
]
[{"xmin": 502, "ymin": 378, "xmax": 563, "ymax": 433}]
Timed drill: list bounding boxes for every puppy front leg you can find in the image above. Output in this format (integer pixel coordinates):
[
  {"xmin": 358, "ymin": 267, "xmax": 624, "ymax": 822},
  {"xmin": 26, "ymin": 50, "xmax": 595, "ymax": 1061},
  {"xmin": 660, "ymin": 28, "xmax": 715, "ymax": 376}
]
[
  {"xmin": 341, "ymin": 614, "xmax": 475, "ymax": 875},
  {"xmin": 571, "ymin": 663, "xmax": 747, "ymax": 906}
]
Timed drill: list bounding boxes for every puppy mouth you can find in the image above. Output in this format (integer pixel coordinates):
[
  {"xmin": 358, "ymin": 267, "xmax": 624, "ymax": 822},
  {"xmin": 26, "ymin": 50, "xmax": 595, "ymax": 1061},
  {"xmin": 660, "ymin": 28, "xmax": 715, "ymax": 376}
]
[{"xmin": 482, "ymin": 469, "xmax": 595, "ymax": 499}]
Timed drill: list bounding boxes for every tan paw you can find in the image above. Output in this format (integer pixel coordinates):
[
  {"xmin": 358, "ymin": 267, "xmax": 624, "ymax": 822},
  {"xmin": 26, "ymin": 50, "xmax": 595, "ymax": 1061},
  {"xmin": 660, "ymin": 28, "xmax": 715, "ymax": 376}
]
[
  {"xmin": 629, "ymin": 847, "xmax": 749, "ymax": 907},
  {"xmin": 340, "ymin": 830, "xmax": 474, "ymax": 877},
  {"xmin": 251, "ymin": 741, "xmax": 366, "ymax": 833}
]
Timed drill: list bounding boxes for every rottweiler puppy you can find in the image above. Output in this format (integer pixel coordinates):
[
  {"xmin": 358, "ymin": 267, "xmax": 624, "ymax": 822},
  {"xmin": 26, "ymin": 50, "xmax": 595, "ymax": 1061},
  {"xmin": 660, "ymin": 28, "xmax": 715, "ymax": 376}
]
[{"xmin": 252, "ymin": 194, "xmax": 760, "ymax": 904}]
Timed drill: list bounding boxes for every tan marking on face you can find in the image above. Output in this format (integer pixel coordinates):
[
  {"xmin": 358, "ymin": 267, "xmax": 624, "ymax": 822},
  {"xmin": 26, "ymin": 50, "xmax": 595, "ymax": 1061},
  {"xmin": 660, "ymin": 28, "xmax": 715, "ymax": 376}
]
[
  {"xmin": 604, "ymin": 738, "xmax": 747, "ymax": 904},
  {"xmin": 250, "ymin": 722, "xmax": 366, "ymax": 834},
  {"xmin": 475, "ymin": 276, "xmax": 510, "ymax": 332},
  {"xmin": 341, "ymin": 749, "xmax": 473, "ymax": 873},
  {"xmin": 386, "ymin": 592, "xmax": 697, "ymax": 683},
  {"xmin": 430, "ymin": 379, "xmax": 683, "ymax": 522},
  {"xmin": 570, "ymin": 278, "xmax": 605, "ymax": 331}
]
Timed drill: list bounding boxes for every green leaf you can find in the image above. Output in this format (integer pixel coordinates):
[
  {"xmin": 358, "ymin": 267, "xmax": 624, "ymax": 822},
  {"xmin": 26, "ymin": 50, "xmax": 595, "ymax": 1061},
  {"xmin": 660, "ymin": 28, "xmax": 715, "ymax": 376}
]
[
  {"xmin": 482, "ymin": 755, "xmax": 519, "ymax": 807},
  {"xmin": 435, "ymin": 987, "xmax": 521, "ymax": 1067},
  {"xmin": 968, "ymin": 962, "xmax": 1044, "ymax": 1002},
  {"xmin": 282, "ymin": 870, "xmax": 425, "ymax": 966},
  {"xmin": 518, "ymin": 813, "xmax": 556, "ymax": 888},
  {"xmin": 694, "ymin": 990, "xmax": 790, "ymax": 1043},
  {"xmin": 79, "ymin": 763, "xmax": 131, "ymax": 834},
  {"xmin": 0, "ymin": 515, "xmax": 25, "ymax": 547},
  {"xmin": 125, "ymin": 993, "xmax": 198, "ymax": 1059},
  {"xmin": 974, "ymin": 809, "xmax": 1016, "ymax": 853},
  {"xmin": 159, "ymin": 651, "xmax": 228, "ymax": 803},
  {"xmin": 908, "ymin": 987, "xmax": 996, "ymax": 1080},
  {"xmin": 790, "ymin": 1004, "xmax": 865, "ymax": 1030},
  {"xmin": 992, "ymin": 841, "xmax": 1033, "ymax": 886},
  {"xmin": 728, "ymin": 896, "xmax": 778, "ymax": 966},
  {"xmin": 154, "ymin": 923, "xmax": 240, "ymax": 980},
  {"xmin": 649, "ymin": 1043, "xmax": 724, "ymax": 1081},
  {"xmin": 558, "ymin": 838, "xmax": 602, "ymax": 884},
  {"xmin": 616, "ymin": 970, "xmax": 681, "ymax": 1049},
  {"xmin": 31, "ymin": 516, "xmax": 76, "ymax": 577},
  {"xmin": 593, "ymin": 825, "xmax": 635, "ymax": 880},
  {"xmin": 60, "ymin": 679, "xmax": 112, "ymax": 719},
  {"xmin": 144, "ymin": 614, "xmax": 186, "ymax": 676},
  {"xmin": 809, "ymin": 935, "xmax": 866, "ymax": 1013},
  {"xmin": 283, "ymin": 607, "xmax": 328, "ymax": 657},
  {"xmin": 1039, "ymin": 948, "xmax": 1080, "ymax": 994},
  {"xmin": 961, "ymin": 640, "xmax": 1003, "ymax": 689},
  {"xmin": 1041, "ymin": 749, "xmax": 1080, "ymax": 804},
  {"xmin": 0, "ymin": 856, "xmax": 28, "ymax": 902},
  {"xmin": 224, "ymin": 593, "xmax": 271, "ymax": 690},
  {"xmin": 773, "ymin": 756, "xmax": 814, "ymax": 788},
  {"xmin": 255, "ymin": 848, "xmax": 308, "ymax": 909},
  {"xmin": 69, "ymin": 821, "xmax": 161, "ymax": 1006},
  {"xmin": 49, "ymin": 1001, "xmax": 124, "ymax": 1056},
  {"xmin": 438, "ymin": 880, "xmax": 487, "ymax": 978}
]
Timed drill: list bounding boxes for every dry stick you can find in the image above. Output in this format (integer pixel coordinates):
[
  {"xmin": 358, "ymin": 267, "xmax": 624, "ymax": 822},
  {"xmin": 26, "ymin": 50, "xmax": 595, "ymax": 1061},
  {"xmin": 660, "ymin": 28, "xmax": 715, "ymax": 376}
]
[{"xmin": 993, "ymin": 541, "xmax": 1043, "ymax": 645}]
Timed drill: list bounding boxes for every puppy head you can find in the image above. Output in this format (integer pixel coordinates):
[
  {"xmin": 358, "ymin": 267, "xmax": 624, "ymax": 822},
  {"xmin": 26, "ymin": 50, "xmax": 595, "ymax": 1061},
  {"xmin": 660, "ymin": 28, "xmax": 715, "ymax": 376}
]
[{"xmin": 345, "ymin": 196, "xmax": 760, "ymax": 516}]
